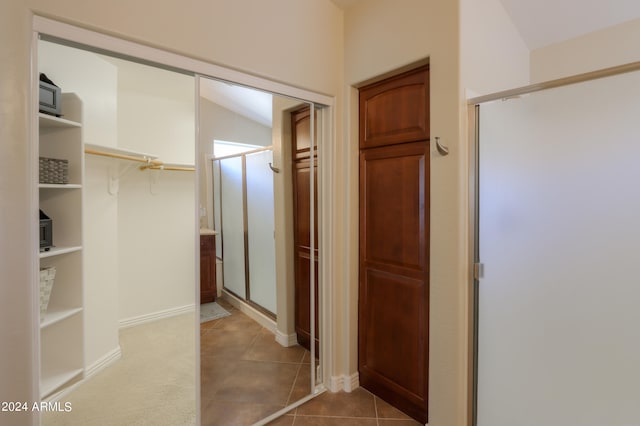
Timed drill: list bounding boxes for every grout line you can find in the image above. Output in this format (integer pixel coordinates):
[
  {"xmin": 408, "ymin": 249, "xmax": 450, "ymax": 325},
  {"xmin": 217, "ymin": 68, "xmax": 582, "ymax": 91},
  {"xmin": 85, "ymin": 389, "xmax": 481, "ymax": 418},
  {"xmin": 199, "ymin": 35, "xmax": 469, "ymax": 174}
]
[
  {"xmin": 285, "ymin": 361, "xmax": 303, "ymax": 406},
  {"xmin": 294, "ymin": 414, "xmax": 379, "ymax": 420},
  {"xmin": 373, "ymin": 395, "xmax": 380, "ymax": 425}
]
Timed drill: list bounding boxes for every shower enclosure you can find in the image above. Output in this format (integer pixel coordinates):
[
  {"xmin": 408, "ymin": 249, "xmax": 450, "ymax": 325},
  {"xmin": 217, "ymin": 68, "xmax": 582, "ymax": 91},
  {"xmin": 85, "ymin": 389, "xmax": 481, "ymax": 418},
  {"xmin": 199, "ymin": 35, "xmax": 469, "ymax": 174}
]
[
  {"xmin": 213, "ymin": 148, "xmax": 277, "ymax": 316},
  {"xmin": 472, "ymin": 67, "xmax": 640, "ymax": 426}
]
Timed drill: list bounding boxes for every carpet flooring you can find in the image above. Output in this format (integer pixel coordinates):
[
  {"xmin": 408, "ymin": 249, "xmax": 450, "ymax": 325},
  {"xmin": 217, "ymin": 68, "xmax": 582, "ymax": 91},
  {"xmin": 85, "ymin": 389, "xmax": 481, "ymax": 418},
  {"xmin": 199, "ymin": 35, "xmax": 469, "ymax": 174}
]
[{"xmin": 42, "ymin": 312, "xmax": 196, "ymax": 426}]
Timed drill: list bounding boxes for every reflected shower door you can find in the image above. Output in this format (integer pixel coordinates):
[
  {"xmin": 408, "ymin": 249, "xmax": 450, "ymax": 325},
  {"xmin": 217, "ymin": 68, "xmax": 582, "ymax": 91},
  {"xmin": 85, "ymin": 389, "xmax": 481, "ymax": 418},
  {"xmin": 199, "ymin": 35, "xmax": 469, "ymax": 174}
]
[
  {"xmin": 246, "ymin": 150, "xmax": 276, "ymax": 314},
  {"xmin": 219, "ymin": 156, "xmax": 246, "ymax": 299}
]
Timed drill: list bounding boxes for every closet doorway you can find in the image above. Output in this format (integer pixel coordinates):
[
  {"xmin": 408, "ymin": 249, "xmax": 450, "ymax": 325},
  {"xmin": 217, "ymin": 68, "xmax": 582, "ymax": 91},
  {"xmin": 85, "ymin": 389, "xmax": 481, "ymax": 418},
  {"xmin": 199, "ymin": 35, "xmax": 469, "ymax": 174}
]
[
  {"xmin": 33, "ymin": 17, "xmax": 332, "ymax": 426},
  {"xmin": 33, "ymin": 17, "xmax": 331, "ymax": 424}
]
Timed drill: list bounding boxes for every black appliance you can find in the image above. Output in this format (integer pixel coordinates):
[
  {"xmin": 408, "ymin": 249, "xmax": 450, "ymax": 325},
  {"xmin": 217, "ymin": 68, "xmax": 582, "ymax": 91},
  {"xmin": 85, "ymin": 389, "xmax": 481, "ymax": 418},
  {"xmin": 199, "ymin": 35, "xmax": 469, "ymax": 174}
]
[
  {"xmin": 39, "ymin": 73, "xmax": 62, "ymax": 117},
  {"xmin": 40, "ymin": 210, "xmax": 53, "ymax": 252}
]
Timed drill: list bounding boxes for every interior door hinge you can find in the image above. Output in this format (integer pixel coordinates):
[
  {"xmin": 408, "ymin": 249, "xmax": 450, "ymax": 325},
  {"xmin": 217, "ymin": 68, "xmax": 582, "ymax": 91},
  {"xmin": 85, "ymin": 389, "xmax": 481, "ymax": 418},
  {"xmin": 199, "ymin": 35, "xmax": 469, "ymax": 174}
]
[{"xmin": 474, "ymin": 263, "xmax": 484, "ymax": 280}]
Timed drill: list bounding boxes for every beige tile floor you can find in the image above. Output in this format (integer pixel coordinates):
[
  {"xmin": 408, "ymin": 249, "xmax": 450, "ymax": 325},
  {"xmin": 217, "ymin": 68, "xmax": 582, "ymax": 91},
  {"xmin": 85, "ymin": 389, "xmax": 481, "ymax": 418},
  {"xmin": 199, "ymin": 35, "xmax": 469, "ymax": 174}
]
[
  {"xmin": 201, "ymin": 299, "xmax": 422, "ymax": 426},
  {"xmin": 200, "ymin": 298, "xmax": 311, "ymax": 425}
]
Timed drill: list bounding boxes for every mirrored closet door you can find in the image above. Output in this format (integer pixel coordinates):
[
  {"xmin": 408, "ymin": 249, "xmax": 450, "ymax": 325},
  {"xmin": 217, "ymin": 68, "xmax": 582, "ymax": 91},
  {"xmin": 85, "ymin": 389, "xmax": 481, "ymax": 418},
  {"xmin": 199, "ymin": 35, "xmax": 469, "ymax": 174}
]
[
  {"xmin": 33, "ymin": 18, "xmax": 328, "ymax": 426},
  {"xmin": 199, "ymin": 75, "xmax": 323, "ymax": 424}
]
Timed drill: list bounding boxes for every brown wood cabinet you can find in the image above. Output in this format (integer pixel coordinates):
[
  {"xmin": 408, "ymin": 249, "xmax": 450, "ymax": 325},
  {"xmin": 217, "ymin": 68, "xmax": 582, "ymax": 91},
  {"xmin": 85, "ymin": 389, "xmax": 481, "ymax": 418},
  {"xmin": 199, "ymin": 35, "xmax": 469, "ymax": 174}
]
[
  {"xmin": 358, "ymin": 65, "xmax": 430, "ymax": 424},
  {"xmin": 291, "ymin": 106, "xmax": 319, "ymax": 352},
  {"xmin": 200, "ymin": 234, "xmax": 217, "ymax": 304}
]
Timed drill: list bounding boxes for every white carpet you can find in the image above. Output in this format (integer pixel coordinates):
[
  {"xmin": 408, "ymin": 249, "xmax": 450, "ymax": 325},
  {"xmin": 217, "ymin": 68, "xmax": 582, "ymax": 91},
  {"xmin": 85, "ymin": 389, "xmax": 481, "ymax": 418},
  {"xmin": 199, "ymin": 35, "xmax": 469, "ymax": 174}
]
[
  {"xmin": 43, "ymin": 313, "xmax": 196, "ymax": 426},
  {"xmin": 200, "ymin": 301, "xmax": 231, "ymax": 323}
]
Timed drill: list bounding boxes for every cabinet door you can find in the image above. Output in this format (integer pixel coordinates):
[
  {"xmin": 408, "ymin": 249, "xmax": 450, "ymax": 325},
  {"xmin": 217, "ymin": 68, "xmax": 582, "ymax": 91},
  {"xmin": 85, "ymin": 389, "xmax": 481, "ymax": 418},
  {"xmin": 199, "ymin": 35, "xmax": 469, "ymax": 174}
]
[
  {"xmin": 200, "ymin": 235, "xmax": 216, "ymax": 304},
  {"xmin": 358, "ymin": 66, "xmax": 430, "ymax": 424},
  {"xmin": 359, "ymin": 65, "xmax": 429, "ymax": 149},
  {"xmin": 291, "ymin": 106, "xmax": 319, "ymax": 352}
]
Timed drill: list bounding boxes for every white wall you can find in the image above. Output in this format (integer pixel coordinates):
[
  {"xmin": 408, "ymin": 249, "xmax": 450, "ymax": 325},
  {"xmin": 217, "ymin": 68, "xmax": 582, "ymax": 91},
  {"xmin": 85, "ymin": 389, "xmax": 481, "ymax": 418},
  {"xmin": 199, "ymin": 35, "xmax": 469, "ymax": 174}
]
[
  {"xmin": 38, "ymin": 41, "xmax": 118, "ymax": 147},
  {"xmin": 116, "ymin": 65, "xmax": 196, "ymax": 322},
  {"xmin": 343, "ymin": 1, "xmax": 466, "ymax": 424},
  {"xmin": 531, "ymin": 17, "xmax": 640, "ymax": 82},
  {"xmin": 115, "ymin": 61, "xmax": 195, "ymax": 164},
  {"xmin": 117, "ymin": 171, "xmax": 196, "ymax": 320},
  {"xmin": 460, "ymin": 0, "xmax": 530, "ymax": 96},
  {"xmin": 38, "ymin": 41, "xmax": 121, "ymax": 371}
]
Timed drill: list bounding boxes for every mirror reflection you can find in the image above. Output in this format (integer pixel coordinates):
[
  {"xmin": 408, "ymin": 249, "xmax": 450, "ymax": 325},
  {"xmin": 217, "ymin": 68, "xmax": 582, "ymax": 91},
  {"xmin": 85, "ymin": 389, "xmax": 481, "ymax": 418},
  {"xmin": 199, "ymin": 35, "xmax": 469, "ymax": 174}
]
[
  {"xmin": 36, "ymin": 38, "xmax": 321, "ymax": 426},
  {"xmin": 198, "ymin": 77, "xmax": 322, "ymax": 425},
  {"xmin": 38, "ymin": 40, "xmax": 198, "ymax": 425}
]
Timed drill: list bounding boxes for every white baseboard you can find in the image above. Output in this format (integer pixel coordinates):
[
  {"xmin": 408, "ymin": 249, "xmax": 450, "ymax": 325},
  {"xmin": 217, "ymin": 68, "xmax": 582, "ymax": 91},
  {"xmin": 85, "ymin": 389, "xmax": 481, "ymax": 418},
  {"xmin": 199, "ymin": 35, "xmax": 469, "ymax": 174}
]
[
  {"xmin": 329, "ymin": 372, "xmax": 359, "ymax": 392},
  {"xmin": 221, "ymin": 290, "xmax": 276, "ymax": 333},
  {"xmin": 119, "ymin": 304, "xmax": 195, "ymax": 329},
  {"xmin": 275, "ymin": 330, "xmax": 298, "ymax": 347},
  {"xmin": 85, "ymin": 346, "xmax": 122, "ymax": 379}
]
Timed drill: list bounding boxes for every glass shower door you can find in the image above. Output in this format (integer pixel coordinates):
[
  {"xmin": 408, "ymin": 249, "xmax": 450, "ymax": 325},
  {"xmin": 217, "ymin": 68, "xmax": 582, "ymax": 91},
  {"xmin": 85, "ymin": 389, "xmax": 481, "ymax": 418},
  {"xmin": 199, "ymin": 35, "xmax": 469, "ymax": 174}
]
[
  {"xmin": 219, "ymin": 156, "xmax": 246, "ymax": 299},
  {"xmin": 246, "ymin": 150, "xmax": 276, "ymax": 314},
  {"xmin": 476, "ymin": 70, "xmax": 640, "ymax": 426},
  {"xmin": 215, "ymin": 149, "xmax": 276, "ymax": 315}
]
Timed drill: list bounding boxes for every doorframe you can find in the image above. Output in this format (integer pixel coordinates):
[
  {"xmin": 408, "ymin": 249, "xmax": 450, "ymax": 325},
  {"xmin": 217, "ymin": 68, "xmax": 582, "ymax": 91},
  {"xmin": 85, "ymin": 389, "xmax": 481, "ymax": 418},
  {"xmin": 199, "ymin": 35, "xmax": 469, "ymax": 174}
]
[{"xmin": 31, "ymin": 14, "xmax": 335, "ymax": 425}]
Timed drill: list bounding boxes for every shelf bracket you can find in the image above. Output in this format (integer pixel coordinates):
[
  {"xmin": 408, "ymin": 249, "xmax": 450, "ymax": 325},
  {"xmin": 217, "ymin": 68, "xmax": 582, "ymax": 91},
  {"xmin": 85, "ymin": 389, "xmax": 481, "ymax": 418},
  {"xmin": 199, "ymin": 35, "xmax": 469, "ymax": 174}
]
[{"xmin": 108, "ymin": 166, "xmax": 119, "ymax": 195}]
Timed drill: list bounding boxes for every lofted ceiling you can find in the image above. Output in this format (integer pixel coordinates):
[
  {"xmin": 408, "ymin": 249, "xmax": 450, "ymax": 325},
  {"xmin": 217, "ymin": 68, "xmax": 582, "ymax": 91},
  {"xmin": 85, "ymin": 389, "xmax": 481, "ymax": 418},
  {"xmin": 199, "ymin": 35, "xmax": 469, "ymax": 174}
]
[
  {"xmin": 499, "ymin": 0, "xmax": 640, "ymax": 49},
  {"xmin": 331, "ymin": 0, "xmax": 640, "ymax": 50}
]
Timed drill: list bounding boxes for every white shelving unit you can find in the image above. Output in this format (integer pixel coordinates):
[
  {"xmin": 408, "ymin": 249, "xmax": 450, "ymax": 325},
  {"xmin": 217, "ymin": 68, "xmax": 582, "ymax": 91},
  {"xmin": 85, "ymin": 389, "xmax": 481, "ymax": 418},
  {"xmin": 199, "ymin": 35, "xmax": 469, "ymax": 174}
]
[{"xmin": 38, "ymin": 93, "xmax": 85, "ymax": 399}]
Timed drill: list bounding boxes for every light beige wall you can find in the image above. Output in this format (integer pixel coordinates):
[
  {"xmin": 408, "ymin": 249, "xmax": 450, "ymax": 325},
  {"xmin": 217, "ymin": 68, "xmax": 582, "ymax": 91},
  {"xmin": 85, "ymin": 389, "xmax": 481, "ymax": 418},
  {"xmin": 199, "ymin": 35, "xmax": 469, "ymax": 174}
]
[
  {"xmin": 343, "ymin": 0, "xmax": 467, "ymax": 424},
  {"xmin": 29, "ymin": 0, "xmax": 343, "ymax": 95},
  {"xmin": 116, "ymin": 70, "xmax": 196, "ymax": 322},
  {"xmin": 531, "ymin": 17, "xmax": 640, "ymax": 82},
  {"xmin": 460, "ymin": 0, "xmax": 530, "ymax": 96},
  {"xmin": 0, "ymin": 1, "xmax": 342, "ymax": 424}
]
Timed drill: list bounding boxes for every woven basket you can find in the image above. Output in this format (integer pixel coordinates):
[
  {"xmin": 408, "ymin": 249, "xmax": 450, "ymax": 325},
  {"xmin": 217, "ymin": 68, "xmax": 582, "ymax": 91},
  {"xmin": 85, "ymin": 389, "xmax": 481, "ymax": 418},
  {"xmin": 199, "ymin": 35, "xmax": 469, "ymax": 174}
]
[
  {"xmin": 39, "ymin": 267, "xmax": 56, "ymax": 321},
  {"xmin": 39, "ymin": 157, "xmax": 69, "ymax": 184}
]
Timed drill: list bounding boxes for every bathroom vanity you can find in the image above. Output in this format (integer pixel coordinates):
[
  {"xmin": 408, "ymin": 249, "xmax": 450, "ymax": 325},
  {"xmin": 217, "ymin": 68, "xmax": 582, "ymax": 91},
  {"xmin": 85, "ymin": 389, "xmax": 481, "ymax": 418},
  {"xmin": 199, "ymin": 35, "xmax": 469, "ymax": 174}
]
[{"xmin": 199, "ymin": 229, "xmax": 217, "ymax": 304}]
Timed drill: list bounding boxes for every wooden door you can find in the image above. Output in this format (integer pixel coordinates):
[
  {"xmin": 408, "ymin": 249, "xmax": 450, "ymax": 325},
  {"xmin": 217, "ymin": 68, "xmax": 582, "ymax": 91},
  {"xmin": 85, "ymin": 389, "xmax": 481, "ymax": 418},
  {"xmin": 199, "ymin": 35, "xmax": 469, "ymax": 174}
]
[
  {"xmin": 358, "ymin": 65, "xmax": 430, "ymax": 423},
  {"xmin": 292, "ymin": 107, "xmax": 319, "ymax": 352}
]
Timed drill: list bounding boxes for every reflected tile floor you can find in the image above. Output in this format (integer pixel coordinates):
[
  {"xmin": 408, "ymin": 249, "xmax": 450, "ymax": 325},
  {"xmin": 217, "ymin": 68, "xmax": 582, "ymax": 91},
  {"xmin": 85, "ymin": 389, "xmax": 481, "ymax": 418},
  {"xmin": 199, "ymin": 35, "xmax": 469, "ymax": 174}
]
[
  {"xmin": 200, "ymin": 298, "xmax": 311, "ymax": 425},
  {"xmin": 202, "ymin": 298, "xmax": 421, "ymax": 426}
]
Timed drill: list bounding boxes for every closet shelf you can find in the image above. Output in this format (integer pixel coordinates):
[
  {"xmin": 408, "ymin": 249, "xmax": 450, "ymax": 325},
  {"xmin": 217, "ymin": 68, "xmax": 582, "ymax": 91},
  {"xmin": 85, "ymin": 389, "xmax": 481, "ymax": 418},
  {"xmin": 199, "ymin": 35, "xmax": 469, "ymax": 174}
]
[
  {"xmin": 41, "ymin": 368, "xmax": 84, "ymax": 399},
  {"xmin": 40, "ymin": 307, "xmax": 83, "ymax": 329},
  {"xmin": 85, "ymin": 144, "xmax": 194, "ymax": 171},
  {"xmin": 84, "ymin": 143, "xmax": 161, "ymax": 165},
  {"xmin": 40, "ymin": 246, "xmax": 83, "ymax": 259},
  {"xmin": 39, "ymin": 113, "xmax": 81, "ymax": 129},
  {"xmin": 39, "ymin": 183, "xmax": 82, "ymax": 189}
]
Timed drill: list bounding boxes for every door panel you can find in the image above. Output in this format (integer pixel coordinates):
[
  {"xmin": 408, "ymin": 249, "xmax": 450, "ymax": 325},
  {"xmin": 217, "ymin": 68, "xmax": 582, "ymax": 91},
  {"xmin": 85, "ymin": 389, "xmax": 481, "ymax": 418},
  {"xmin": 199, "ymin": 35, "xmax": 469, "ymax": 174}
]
[
  {"xmin": 360, "ymin": 66, "xmax": 429, "ymax": 149},
  {"xmin": 359, "ymin": 66, "xmax": 429, "ymax": 424},
  {"xmin": 292, "ymin": 107, "xmax": 319, "ymax": 352},
  {"xmin": 361, "ymin": 144, "xmax": 426, "ymax": 271}
]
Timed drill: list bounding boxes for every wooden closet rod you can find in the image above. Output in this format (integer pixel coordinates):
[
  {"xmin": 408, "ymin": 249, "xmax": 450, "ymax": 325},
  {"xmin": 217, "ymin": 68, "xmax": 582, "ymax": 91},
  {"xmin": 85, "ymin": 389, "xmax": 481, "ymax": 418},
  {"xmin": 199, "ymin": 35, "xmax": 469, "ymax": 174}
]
[
  {"xmin": 84, "ymin": 148, "xmax": 163, "ymax": 166},
  {"xmin": 139, "ymin": 165, "xmax": 195, "ymax": 172}
]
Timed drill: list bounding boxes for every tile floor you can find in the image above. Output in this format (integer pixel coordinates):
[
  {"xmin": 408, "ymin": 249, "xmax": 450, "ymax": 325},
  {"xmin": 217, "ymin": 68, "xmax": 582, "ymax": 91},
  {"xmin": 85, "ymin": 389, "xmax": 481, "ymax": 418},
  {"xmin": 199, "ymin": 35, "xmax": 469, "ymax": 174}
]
[
  {"xmin": 200, "ymin": 298, "xmax": 311, "ymax": 425},
  {"xmin": 201, "ymin": 298, "xmax": 421, "ymax": 426}
]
